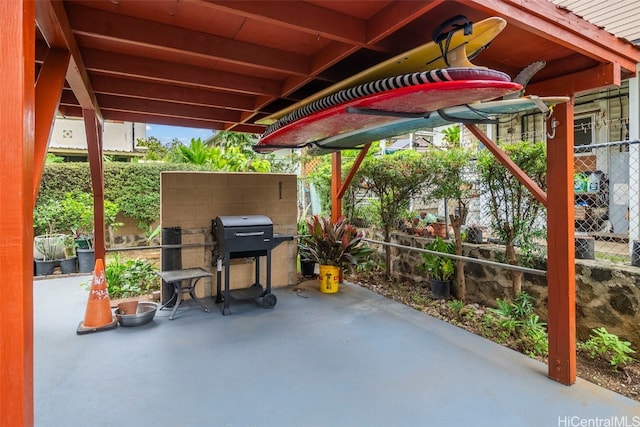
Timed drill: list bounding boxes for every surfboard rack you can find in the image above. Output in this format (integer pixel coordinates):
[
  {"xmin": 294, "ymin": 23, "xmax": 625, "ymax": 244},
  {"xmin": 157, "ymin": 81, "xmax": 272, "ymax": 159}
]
[
  {"xmin": 345, "ymin": 106, "xmax": 432, "ymax": 119},
  {"xmin": 437, "ymin": 107, "xmax": 499, "ymax": 125},
  {"xmin": 346, "ymin": 105, "xmax": 498, "ymax": 125}
]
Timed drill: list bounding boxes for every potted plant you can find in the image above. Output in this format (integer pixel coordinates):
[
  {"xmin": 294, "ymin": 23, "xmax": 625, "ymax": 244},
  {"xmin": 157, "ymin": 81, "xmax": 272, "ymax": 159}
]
[
  {"xmin": 420, "ymin": 237, "xmax": 455, "ymax": 299},
  {"xmin": 298, "ymin": 215, "xmax": 371, "ymax": 293},
  {"xmin": 59, "ymin": 234, "xmax": 78, "ymax": 274},
  {"xmin": 34, "ymin": 233, "xmax": 65, "ymax": 276},
  {"xmin": 33, "ymin": 199, "xmax": 66, "ymax": 261},
  {"xmin": 296, "ymin": 204, "xmax": 316, "ymax": 278},
  {"xmin": 297, "ymin": 213, "xmax": 316, "ymax": 278}
]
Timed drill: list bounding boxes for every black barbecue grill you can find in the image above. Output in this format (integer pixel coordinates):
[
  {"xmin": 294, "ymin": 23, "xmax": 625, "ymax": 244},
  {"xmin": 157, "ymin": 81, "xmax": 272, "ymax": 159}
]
[{"xmin": 213, "ymin": 215, "xmax": 292, "ymax": 315}]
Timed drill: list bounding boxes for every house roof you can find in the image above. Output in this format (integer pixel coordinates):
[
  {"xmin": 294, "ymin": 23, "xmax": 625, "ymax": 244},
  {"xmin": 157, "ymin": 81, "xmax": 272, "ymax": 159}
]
[
  {"xmin": 549, "ymin": 0, "xmax": 640, "ymax": 45},
  {"xmin": 36, "ymin": 0, "xmax": 640, "ymax": 134}
]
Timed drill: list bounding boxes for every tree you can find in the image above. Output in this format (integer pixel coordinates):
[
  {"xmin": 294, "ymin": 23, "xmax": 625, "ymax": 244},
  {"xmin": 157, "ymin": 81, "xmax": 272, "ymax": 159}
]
[
  {"xmin": 174, "ymin": 138, "xmax": 216, "ymax": 165},
  {"xmin": 477, "ymin": 141, "xmax": 547, "ymax": 296},
  {"xmin": 426, "ymin": 146, "xmax": 474, "ymax": 300},
  {"xmin": 441, "ymin": 125, "xmax": 461, "ymax": 147},
  {"xmin": 136, "ymin": 136, "xmax": 168, "ymax": 161},
  {"xmin": 208, "ymin": 131, "xmax": 271, "ymax": 172},
  {"xmin": 359, "ymin": 150, "xmax": 433, "ymax": 277}
]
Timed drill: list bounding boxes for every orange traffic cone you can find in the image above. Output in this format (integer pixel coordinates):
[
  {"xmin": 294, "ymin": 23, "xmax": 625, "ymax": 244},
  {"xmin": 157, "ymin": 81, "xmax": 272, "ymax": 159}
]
[{"xmin": 77, "ymin": 259, "xmax": 118, "ymax": 334}]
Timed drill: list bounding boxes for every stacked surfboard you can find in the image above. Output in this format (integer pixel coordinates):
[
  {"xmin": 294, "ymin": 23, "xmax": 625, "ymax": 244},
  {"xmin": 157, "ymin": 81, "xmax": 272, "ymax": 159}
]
[{"xmin": 253, "ymin": 16, "xmax": 564, "ymax": 154}]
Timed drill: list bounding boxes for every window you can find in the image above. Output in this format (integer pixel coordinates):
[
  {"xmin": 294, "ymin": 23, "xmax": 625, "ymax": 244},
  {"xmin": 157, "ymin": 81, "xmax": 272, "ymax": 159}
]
[{"xmin": 574, "ymin": 115, "xmax": 595, "ymax": 153}]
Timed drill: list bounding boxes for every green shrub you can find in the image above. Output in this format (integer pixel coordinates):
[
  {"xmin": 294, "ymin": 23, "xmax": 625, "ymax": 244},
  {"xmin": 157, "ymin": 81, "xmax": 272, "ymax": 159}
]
[
  {"xmin": 105, "ymin": 255, "xmax": 159, "ymax": 299},
  {"xmin": 484, "ymin": 291, "xmax": 548, "ymax": 358},
  {"xmin": 579, "ymin": 327, "xmax": 636, "ymax": 368},
  {"xmin": 37, "ymin": 162, "xmax": 207, "ymax": 229}
]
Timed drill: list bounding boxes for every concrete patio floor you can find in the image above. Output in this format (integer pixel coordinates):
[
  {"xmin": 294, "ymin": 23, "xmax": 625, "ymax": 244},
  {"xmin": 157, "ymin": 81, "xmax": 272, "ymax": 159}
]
[{"xmin": 35, "ymin": 275, "xmax": 639, "ymax": 427}]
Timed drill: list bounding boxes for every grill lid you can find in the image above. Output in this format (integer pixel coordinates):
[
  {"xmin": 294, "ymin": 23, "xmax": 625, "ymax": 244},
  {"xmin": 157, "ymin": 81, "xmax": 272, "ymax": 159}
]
[{"xmin": 216, "ymin": 215, "xmax": 272, "ymax": 228}]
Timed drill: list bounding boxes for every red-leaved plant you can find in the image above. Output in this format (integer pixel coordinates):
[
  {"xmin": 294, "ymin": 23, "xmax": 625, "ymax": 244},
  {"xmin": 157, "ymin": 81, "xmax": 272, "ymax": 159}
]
[{"xmin": 299, "ymin": 215, "xmax": 371, "ymax": 268}]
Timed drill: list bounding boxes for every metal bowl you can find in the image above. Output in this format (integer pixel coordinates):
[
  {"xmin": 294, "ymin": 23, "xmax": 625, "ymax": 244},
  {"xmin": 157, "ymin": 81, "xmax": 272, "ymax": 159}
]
[{"xmin": 115, "ymin": 302, "xmax": 158, "ymax": 327}]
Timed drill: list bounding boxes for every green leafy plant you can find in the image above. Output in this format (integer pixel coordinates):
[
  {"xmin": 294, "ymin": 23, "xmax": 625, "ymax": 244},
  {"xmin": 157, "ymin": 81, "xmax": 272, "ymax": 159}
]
[
  {"xmin": 448, "ymin": 299, "xmax": 465, "ymax": 317},
  {"xmin": 139, "ymin": 222, "xmax": 161, "ymax": 245},
  {"xmin": 105, "ymin": 255, "xmax": 160, "ymax": 299},
  {"xmin": 485, "ymin": 292, "xmax": 548, "ymax": 358},
  {"xmin": 297, "ymin": 204, "xmax": 313, "ymax": 263},
  {"xmin": 33, "ymin": 199, "xmax": 63, "ymax": 236},
  {"xmin": 56, "ymin": 191, "xmax": 122, "ymax": 248},
  {"xmin": 441, "ymin": 125, "xmax": 460, "ymax": 147},
  {"xmin": 579, "ymin": 327, "xmax": 636, "ymax": 368},
  {"xmin": 420, "ymin": 237, "xmax": 455, "ymax": 281},
  {"xmin": 298, "ymin": 215, "xmax": 372, "ymax": 269},
  {"xmin": 63, "ymin": 234, "xmax": 77, "ymax": 258}
]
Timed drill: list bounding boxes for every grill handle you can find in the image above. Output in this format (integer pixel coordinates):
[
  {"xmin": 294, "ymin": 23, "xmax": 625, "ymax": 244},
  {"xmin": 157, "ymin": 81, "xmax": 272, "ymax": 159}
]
[{"xmin": 234, "ymin": 231, "xmax": 265, "ymax": 237}]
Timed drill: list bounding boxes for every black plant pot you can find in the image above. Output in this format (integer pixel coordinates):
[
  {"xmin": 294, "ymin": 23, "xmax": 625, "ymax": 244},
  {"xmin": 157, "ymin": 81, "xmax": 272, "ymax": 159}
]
[
  {"xmin": 34, "ymin": 259, "xmax": 56, "ymax": 276},
  {"xmin": 430, "ymin": 279, "xmax": 451, "ymax": 299},
  {"xmin": 59, "ymin": 257, "xmax": 78, "ymax": 274},
  {"xmin": 301, "ymin": 260, "xmax": 316, "ymax": 278},
  {"xmin": 77, "ymin": 248, "xmax": 95, "ymax": 273}
]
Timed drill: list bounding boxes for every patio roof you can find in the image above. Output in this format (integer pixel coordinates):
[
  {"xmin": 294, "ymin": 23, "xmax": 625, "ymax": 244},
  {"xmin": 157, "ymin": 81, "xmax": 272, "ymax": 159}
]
[{"xmin": 36, "ymin": 0, "xmax": 640, "ymax": 132}]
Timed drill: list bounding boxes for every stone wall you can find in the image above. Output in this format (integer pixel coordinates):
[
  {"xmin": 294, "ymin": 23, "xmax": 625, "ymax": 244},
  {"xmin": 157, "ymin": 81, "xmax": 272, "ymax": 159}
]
[{"xmin": 367, "ymin": 230, "xmax": 640, "ymax": 350}]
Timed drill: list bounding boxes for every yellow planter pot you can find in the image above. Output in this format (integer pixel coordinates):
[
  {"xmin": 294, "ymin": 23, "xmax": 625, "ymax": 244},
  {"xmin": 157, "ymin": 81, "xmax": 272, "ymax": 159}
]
[{"xmin": 318, "ymin": 265, "xmax": 340, "ymax": 294}]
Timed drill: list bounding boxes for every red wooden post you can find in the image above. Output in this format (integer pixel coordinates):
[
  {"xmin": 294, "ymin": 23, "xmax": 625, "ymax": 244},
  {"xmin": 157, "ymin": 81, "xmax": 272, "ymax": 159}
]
[
  {"xmin": 0, "ymin": 0, "xmax": 36, "ymax": 425},
  {"xmin": 546, "ymin": 100, "xmax": 577, "ymax": 384},
  {"xmin": 34, "ymin": 48, "xmax": 70, "ymax": 202},
  {"xmin": 84, "ymin": 110, "xmax": 106, "ymax": 262}
]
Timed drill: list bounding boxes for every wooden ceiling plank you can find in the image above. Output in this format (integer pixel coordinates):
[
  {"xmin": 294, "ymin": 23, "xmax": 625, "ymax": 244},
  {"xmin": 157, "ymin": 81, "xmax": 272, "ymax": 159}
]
[
  {"xmin": 59, "ymin": 90, "xmax": 79, "ymax": 106},
  {"xmin": 96, "ymin": 94, "xmax": 242, "ymax": 123},
  {"xmin": 526, "ymin": 62, "xmax": 621, "ymax": 97},
  {"xmin": 465, "ymin": 0, "xmax": 640, "ymax": 73},
  {"xmin": 275, "ymin": 42, "xmax": 360, "ymax": 100},
  {"xmin": 82, "ymin": 49, "xmax": 282, "ymax": 97},
  {"xmin": 366, "ymin": 0, "xmax": 444, "ymax": 44},
  {"xmin": 102, "ymin": 110, "xmax": 224, "ymax": 131},
  {"xmin": 90, "ymin": 75, "xmax": 255, "ymax": 112},
  {"xmin": 223, "ymin": 123, "xmax": 264, "ymax": 134},
  {"xmin": 66, "ymin": 3, "xmax": 309, "ymax": 75},
  {"xmin": 194, "ymin": 0, "xmax": 366, "ymax": 45},
  {"xmin": 35, "ymin": 0, "xmax": 101, "ymax": 119}
]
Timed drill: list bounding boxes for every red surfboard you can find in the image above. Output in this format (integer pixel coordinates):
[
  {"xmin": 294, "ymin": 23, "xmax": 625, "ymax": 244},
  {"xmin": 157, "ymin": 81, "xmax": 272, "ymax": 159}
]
[{"xmin": 256, "ymin": 69, "xmax": 521, "ymax": 151}]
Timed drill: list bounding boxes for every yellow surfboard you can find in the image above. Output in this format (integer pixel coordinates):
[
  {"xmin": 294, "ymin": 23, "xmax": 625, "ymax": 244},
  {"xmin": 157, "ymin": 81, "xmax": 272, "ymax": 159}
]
[{"xmin": 257, "ymin": 16, "xmax": 506, "ymax": 125}]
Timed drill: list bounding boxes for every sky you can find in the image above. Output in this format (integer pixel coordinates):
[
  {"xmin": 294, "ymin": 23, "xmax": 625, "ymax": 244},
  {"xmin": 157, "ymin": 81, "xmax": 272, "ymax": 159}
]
[{"xmin": 145, "ymin": 124, "xmax": 215, "ymax": 145}]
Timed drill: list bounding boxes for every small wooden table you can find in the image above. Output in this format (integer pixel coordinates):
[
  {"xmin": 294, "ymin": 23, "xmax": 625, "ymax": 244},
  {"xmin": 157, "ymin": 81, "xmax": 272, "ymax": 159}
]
[{"xmin": 158, "ymin": 268, "xmax": 213, "ymax": 320}]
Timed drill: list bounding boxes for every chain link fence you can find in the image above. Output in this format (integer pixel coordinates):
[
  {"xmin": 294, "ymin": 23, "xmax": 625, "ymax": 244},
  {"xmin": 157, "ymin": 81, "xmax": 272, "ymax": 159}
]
[
  {"xmin": 574, "ymin": 139, "xmax": 640, "ymax": 263},
  {"xmin": 297, "ymin": 134, "xmax": 640, "ymax": 264}
]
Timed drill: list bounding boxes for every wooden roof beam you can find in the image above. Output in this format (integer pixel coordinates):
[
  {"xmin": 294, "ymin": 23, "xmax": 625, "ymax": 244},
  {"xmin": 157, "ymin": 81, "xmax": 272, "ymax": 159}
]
[
  {"xmin": 194, "ymin": 0, "xmax": 367, "ymax": 45},
  {"xmin": 35, "ymin": 0, "xmax": 102, "ymax": 119},
  {"xmin": 82, "ymin": 49, "xmax": 281, "ymax": 97},
  {"xmin": 90, "ymin": 75, "xmax": 256, "ymax": 112},
  {"xmin": 366, "ymin": 0, "xmax": 444, "ymax": 44},
  {"xmin": 66, "ymin": 3, "xmax": 309, "ymax": 76},
  {"xmin": 96, "ymin": 95, "xmax": 243, "ymax": 124},
  {"xmin": 101, "ymin": 110, "xmax": 263, "ymax": 134},
  {"xmin": 527, "ymin": 62, "xmax": 620, "ymax": 97},
  {"xmin": 464, "ymin": 0, "xmax": 640, "ymax": 73}
]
